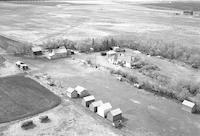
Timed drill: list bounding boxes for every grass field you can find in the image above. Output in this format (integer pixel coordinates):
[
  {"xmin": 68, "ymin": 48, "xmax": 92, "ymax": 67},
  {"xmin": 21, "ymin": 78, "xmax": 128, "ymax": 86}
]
[
  {"xmin": 0, "ymin": 75, "xmax": 61, "ymax": 123},
  {"xmin": 142, "ymin": 1, "xmax": 200, "ymax": 11},
  {"xmin": 0, "ymin": 0, "xmax": 200, "ymax": 47}
]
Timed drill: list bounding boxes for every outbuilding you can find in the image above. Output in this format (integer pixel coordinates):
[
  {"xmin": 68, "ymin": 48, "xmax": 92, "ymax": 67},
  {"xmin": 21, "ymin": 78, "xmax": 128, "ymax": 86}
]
[
  {"xmin": 182, "ymin": 100, "xmax": 196, "ymax": 113},
  {"xmin": 89, "ymin": 100, "xmax": 103, "ymax": 112},
  {"xmin": 107, "ymin": 108, "xmax": 122, "ymax": 122},
  {"xmin": 66, "ymin": 87, "xmax": 78, "ymax": 98},
  {"xmin": 82, "ymin": 95, "xmax": 95, "ymax": 107},
  {"xmin": 75, "ymin": 86, "xmax": 89, "ymax": 98},
  {"xmin": 97, "ymin": 102, "xmax": 112, "ymax": 118},
  {"xmin": 46, "ymin": 46, "xmax": 71, "ymax": 59},
  {"xmin": 32, "ymin": 46, "xmax": 43, "ymax": 56}
]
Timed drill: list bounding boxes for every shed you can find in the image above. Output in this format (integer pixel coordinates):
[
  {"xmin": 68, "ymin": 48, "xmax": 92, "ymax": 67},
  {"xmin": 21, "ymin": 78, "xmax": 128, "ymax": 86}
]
[
  {"xmin": 82, "ymin": 95, "xmax": 95, "ymax": 107},
  {"xmin": 182, "ymin": 100, "xmax": 196, "ymax": 113},
  {"xmin": 32, "ymin": 46, "xmax": 43, "ymax": 56},
  {"xmin": 89, "ymin": 100, "xmax": 103, "ymax": 112},
  {"xmin": 75, "ymin": 86, "xmax": 89, "ymax": 98},
  {"xmin": 66, "ymin": 87, "xmax": 78, "ymax": 98},
  {"xmin": 97, "ymin": 102, "xmax": 112, "ymax": 118},
  {"xmin": 107, "ymin": 108, "xmax": 122, "ymax": 122}
]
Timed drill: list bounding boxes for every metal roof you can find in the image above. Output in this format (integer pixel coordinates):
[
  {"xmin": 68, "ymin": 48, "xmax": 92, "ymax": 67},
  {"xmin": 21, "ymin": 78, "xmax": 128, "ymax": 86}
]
[
  {"xmin": 98, "ymin": 102, "xmax": 112, "ymax": 110},
  {"xmin": 110, "ymin": 108, "xmax": 122, "ymax": 116},
  {"xmin": 91, "ymin": 100, "xmax": 103, "ymax": 107},
  {"xmin": 182, "ymin": 100, "xmax": 195, "ymax": 108},
  {"xmin": 67, "ymin": 87, "xmax": 75, "ymax": 93},
  {"xmin": 83, "ymin": 95, "xmax": 95, "ymax": 102},
  {"xmin": 75, "ymin": 86, "xmax": 86, "ymax": 93}
]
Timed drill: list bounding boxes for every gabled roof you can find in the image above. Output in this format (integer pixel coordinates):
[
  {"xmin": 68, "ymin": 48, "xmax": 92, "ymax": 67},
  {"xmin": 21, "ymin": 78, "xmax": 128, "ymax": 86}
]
[
  {"xmin": 91, "ymin": 100, "xmax": 103, "ymax": 107},
  {"xmin": 83, "ymin": 95, "xmax": 95, "ymax": 102},
  {"xmin": 110, "ymin": 108, "xmax": 122, "ymax": 116},
  {"xmin": 75, "ymin": 86, "xmax": 87, "ymax": 93},
  {"xmin": 67, "ymin": 87, "xmax": 76, "ymax": 93},
  {"xmin": 99, "ymin": 102, "xmax": 112, "ymax": 110}
]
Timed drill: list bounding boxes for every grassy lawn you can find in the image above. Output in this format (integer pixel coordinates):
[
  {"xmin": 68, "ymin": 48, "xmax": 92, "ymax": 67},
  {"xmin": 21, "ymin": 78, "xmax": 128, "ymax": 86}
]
[{"xmin": 0, "ymin": 75, "xmax": 61, "ymax": 123}]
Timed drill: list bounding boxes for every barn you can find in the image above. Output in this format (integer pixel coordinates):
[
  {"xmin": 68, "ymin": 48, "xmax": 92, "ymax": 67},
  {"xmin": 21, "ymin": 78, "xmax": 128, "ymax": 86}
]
[
  {"xmin": 66, "ymin": 87, "xmax": 78, "ymax": 98},
  {"xmin": 107, "ymin": 108, "xmax": 122, "ymax": 122},
  {"xmin": 97, "ymin": 102, "xmax": 112, "ymax": 118},
  {"xmin": 82, "ymin": 95, "xmax": 95, "ymax": 107},
  {"xmin": 75, "ymin": 86, "xmax": 89, "ymax": 98},
  {"xmin": 182, "ymin": 100, "xmax": 196, "ymax": 113},
  {"xmin": 89, "ymin": 100, "xmax": 103, "ymax": 113}
]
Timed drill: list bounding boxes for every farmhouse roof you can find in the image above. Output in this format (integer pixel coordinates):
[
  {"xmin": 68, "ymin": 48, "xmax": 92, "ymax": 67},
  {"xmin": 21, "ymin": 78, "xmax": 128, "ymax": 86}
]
[{"xmin": 110, "ymin": 108, "xmax": 122, "ymax": 116}]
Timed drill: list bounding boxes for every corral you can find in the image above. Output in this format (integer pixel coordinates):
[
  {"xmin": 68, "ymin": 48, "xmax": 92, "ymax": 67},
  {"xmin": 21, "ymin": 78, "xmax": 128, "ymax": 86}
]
[{"xmin": 0, "ymin": 75, "xmax": 61, "ymax": 123}]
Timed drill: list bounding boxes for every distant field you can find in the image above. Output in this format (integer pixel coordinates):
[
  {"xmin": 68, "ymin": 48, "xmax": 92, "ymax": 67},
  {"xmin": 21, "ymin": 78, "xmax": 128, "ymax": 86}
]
[
  {"xmin": 143, "ymin": 2, "xmax": 200, "ymax": 11},
  {"xmin": 0, "ymin": 75, "xmax": 61, "ymax": 123}
]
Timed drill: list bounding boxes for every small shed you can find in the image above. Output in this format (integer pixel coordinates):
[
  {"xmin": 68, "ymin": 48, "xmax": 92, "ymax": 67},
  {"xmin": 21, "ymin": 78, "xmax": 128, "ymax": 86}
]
[
  {"xmin": 89, "ymin": 100, "xmax": 103, "ymax": 112},
  {"xmin": 75, "ymin": 86, "xmax": 89, "ymax": 98},
  {"xmin": 32, "ymin": 46, "xmax": 43, "ymax": 56},
  {"xmin": 66, "ymin": 87, "xmax": 78, "ymax": 98},
  {"xmin": 182, "ymin": 100, "xmax": 196, "ymax": 113},
  {"xmin": 97, "ymin": 102, "xmax": 112, "ymax": 118},
  {"xmin": 82, "ymin": 95, "xmax": 95, "ymax": 107},
  {"xmin": 107, "ymin": 108, "xmax": 122, "ymax": 122}
]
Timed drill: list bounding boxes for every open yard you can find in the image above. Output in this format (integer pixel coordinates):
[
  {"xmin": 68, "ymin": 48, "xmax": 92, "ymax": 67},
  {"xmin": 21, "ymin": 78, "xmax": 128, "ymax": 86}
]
[{"xmin": 0, "ymin": 75, "xmax": 61, "ymax": 123}]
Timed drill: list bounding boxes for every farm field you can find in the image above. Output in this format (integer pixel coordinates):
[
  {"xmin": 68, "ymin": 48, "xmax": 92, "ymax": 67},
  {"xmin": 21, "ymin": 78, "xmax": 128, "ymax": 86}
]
[
  {"xmin": 0, "ymin": 0, "xmax": 200, "ymax": 47},
  {"xmin": 0, "ymin": 75, "xmax": 61, "ymax": 123},
  {"xmin": 142, "ymin": 1, "xmax": 200, "ymax": 11}
]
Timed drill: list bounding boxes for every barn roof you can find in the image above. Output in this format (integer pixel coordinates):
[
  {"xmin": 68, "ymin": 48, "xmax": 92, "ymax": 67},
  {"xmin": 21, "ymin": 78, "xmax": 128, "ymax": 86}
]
[
  {"xmin": 91, "ymin": 100, "xmax": 103, "ymax": 107},
  {"xmin": 83, "ymin": 95, "xmax": 95, "ymax": 102},
  {"xmin": 67, "ymin": 87, "xmax": 75, "ymax": 93},
  {"xmin": 110, "ymin": 108, "xmax": 122, "ymax": 116},
  {"xmin": 182, "ymin": 100, "xmax": 195, "ymax": 108}
]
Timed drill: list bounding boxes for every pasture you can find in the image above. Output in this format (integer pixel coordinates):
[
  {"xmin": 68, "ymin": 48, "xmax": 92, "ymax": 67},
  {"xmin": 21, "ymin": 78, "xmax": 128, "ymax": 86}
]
[{"xmin": 0, "ymin": 75, "xmax": 60, "ymax": 123}]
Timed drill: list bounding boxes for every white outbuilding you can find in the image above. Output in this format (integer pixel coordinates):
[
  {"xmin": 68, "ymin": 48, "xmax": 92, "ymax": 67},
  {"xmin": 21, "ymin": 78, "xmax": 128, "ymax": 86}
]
[
  {"xmin": 89, "ymin": 100, "xmax": 103, "ymax": 113},
  {"xmin": 75, "ymin": 86, "xmax": 89, "ymax": 98},
  {"xmin": 66, "ymin": 87, "xmax": 78, "ymax": 98},
  {"xmin": 82, "ymin": 95, "xmax": 95, "ymax": 107},
  {"xmin": 97, "ymin": 102, "xmax": 112, "ymax": 118},
  {"xmin": 107, "ymin": 108, "xmax": 122, "ymax": 122},
  {"xmin": 182, "ymin": 100, "xmax": 196, "ymax": 113}
]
